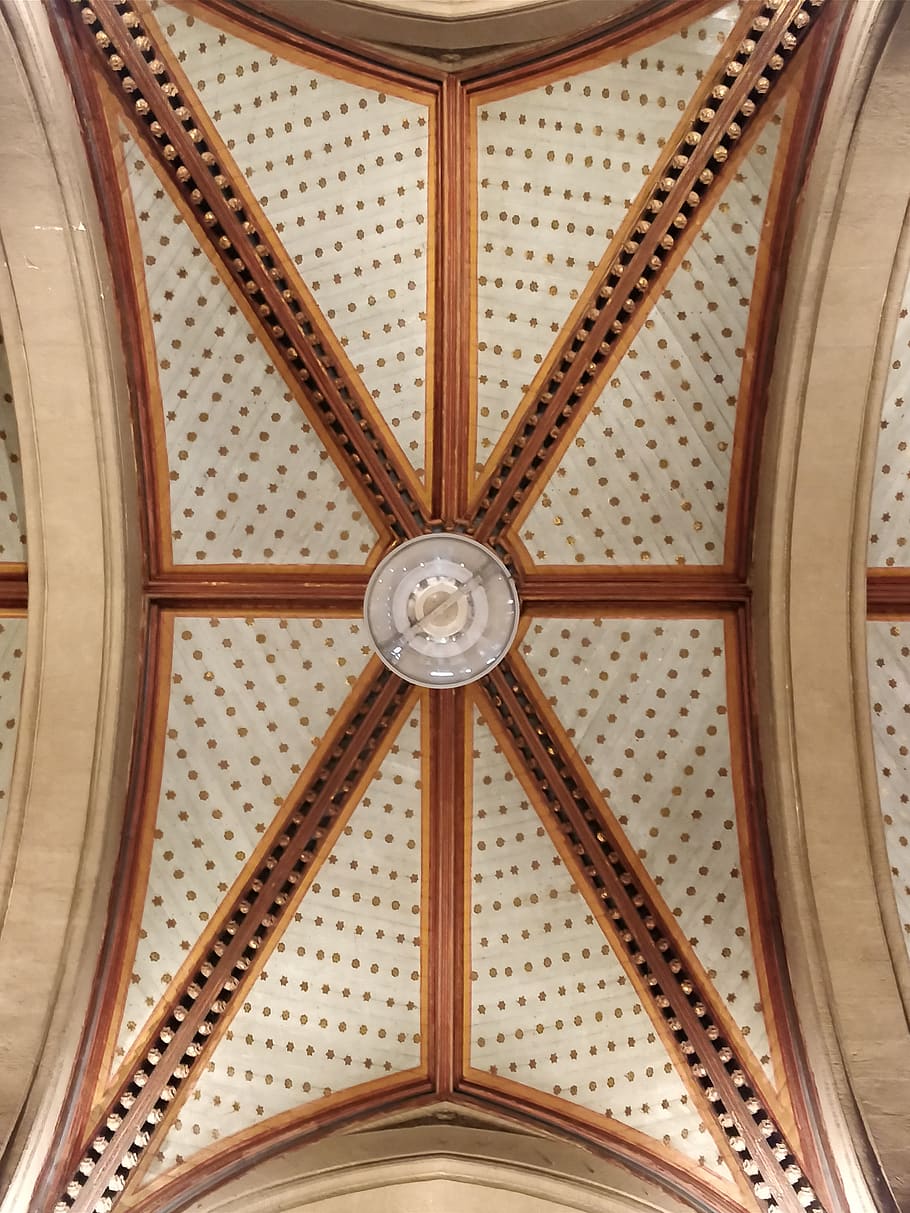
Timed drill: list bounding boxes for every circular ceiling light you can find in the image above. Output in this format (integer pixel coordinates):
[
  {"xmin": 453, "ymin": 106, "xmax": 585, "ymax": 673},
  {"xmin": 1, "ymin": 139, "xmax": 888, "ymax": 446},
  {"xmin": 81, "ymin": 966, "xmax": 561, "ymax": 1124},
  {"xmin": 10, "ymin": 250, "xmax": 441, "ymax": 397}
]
[{"xmin": 364, "ymin": 534, "xmax": 520, "ymax": 688}]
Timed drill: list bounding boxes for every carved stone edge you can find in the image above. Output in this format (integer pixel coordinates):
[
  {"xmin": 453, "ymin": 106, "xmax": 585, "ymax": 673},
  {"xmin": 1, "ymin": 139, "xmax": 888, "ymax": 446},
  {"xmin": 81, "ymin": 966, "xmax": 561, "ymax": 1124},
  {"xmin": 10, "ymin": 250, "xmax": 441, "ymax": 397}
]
[
  {"xmin": 752, "ymin": 1, "xmax": 909, "ymax": 1210},
  {"xmin": 0, "ymin": 0, "xmax": 142, "ymax": 1205}
]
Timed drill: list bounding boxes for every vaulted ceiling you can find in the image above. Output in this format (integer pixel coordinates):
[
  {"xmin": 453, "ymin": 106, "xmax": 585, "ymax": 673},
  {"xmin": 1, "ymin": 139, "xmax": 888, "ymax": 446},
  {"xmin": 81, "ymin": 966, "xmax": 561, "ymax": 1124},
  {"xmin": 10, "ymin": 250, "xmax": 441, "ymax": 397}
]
[{"xmin": 1, "ymin": 2, "xmax": 909, "ymax": 1213}]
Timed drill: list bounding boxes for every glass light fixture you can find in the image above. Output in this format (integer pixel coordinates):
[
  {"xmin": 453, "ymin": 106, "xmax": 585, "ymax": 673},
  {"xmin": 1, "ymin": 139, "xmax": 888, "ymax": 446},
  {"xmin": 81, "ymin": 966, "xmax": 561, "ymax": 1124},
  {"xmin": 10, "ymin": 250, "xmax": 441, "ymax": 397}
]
[{"xmin": 363, "ymin": 534, "xmax": 520, "ymax": 688}]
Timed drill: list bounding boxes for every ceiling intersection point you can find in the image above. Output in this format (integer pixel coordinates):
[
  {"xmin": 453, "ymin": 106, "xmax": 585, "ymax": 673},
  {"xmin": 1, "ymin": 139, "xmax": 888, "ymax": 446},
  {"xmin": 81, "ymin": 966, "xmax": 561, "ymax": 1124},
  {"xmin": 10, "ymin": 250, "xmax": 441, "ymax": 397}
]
[
  {"xmin": 467, "ymin": 0, "xmax": 827, "ymax": 548},
  {"xmin": 71, "ymin": 0, "xmax": 429, "ymax": 544}
]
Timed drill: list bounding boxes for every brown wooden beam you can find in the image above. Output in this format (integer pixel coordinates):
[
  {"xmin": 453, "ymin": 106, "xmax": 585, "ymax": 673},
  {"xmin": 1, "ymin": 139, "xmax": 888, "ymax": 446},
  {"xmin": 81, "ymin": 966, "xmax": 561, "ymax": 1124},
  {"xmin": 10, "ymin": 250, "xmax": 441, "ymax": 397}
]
[
  {"xmin": 146, "ymin": 569, "xmax": 373, "ymax": 612},
  {"xmin": 52, "ymin": 665, "xmax": 414, "ymax": 1213},
  {"xmin": 426, "ymin": 688, "xmax": 467, "ymax": 1095},
  {"xmin": 65, "ymin": 0, "xmax": 428, "ymax": 543},
  {"xmin": 482, "ymin": 659, "xmax": 826, "ymax": 1213},
  {"xmin": 0, "ymin": 565, "xmax": 27, "ymax": 608},
  {"xmin": 469, "ymin": 0, "xmax": 828, "ymax": 549},
  {"xmin": 516, "ymin": 568, "xmax": 750, "ymax": 608},
  {"xmin": 431, "ymin": 78, "xmax": 472, "ymax": 523},
  {"xmin": 867, "ymin": 569, "xmax": 910, "ymax": 615}
]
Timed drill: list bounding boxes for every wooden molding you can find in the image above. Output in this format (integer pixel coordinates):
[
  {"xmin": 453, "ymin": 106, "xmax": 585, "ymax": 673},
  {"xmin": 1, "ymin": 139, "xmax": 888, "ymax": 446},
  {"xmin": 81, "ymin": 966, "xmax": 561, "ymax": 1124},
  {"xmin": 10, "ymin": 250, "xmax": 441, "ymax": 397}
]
[{"xmin": 431, "ymin": 78, "xmax": 472, "ymax": 521}]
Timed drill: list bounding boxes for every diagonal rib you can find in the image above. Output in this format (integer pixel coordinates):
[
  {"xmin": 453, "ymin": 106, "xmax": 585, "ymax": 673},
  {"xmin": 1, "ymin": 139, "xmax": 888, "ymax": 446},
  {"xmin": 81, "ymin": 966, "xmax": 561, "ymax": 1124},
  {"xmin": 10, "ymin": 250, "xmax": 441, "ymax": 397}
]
[
  {"xmin": 72, "ymin": 0, "xmax": 428, "ymax": 541},
  {"xmin": 470, "ymin": 0, "xmax": 825, "ymax": 549},
  {"xmin": 483, "ymin": 658, "xmax": 825, "ymax": 1213},
  {"xmin": 54, "ymin": 663, "xmax": 413, "ymax": 1213}
]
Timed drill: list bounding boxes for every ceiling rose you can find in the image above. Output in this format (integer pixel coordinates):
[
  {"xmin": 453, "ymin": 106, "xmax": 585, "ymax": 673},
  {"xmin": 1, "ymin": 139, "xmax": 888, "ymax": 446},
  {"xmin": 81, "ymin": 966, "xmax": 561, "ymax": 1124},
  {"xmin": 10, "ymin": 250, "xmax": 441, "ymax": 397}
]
[{"xmin": 363, "ymin": 534, "xmax": 519, "ymax": 688}]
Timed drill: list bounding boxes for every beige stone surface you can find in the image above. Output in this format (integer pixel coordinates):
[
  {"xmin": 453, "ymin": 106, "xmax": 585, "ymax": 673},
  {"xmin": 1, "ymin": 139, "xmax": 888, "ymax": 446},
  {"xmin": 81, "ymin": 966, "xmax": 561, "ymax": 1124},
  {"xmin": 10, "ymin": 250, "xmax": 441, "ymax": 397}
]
[
  {"xmin": 754, "ymin": 2, "xmax": 910, "ymax": 1210},
  {"xmin": 0, "ymin": 0, "xmax": 140, "ymax": 1198}
]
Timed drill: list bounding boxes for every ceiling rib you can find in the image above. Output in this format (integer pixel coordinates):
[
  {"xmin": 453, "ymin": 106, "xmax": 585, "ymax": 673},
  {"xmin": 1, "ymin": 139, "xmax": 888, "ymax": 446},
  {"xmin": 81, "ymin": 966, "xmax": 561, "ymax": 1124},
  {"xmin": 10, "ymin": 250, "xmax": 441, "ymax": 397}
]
[
  {"xmin": 482, "ymin": 659, "xmax": 827, "ymax": 1213},
  {"xmin": 0, "ymin": 568, "xmax": 28, "ymax": 607},
  {"xmin": 431, "ymin": 79, "xmax": 472, "ymax": 523},
  {"xmin": 516, "ymin": 569, "xmax": 751, "ymax": 607},
  {"xmin": 71, "ymin": 0, "xmax": 428, "ymax": 543},
  {"xmin": 866, "ymin": 570, "xmax": 910, "ymax": 613},
  {"xmin": 52, "ymin": 666, "xmax": 417, "ymax": 1213},
  {"xmin": 468, "ymin": 0, "xmax": 825, "ymax": 552},
  {"xmin": 426, "ymin": 687, "xmax": 467, "ymax": 1094},
  {"xmin": 145, "ymin": 570, "xmax": 371, "ymax": 612}
]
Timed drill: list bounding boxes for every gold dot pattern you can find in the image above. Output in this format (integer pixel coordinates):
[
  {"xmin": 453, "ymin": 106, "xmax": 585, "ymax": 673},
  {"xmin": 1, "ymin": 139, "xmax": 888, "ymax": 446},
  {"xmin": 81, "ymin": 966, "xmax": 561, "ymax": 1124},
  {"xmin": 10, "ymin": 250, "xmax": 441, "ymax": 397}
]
[
  {"xmin": 867, "ymin": 621, "xmax": 910, "ymax": 959},
  {"xmin": 469, "ymin": 709, "xmax": 732, "ymax": 1177},
  {"xmin": 523, "ymin": 618, "xmax": 773, "ymax": 1079},
  {"xmin": 115, "ymin": 616, "xmax": 371, "ymax": 1063},
  {"xmin": 474, "ymin": 6, "xmax": 740, "ymax": 472},
  {"xmin": 0, "ymin": 616, "xmax": 27, "ymax": 845},
  {"xmin": 869, "ymin": 277, "xmax": 910, "ymax": 565},
  {"xmin": 146, "ymin": 706, "xmax": 423, "ymax": 1176},
  {"xmin": 153, "ymin": 1, "xmax": 430, "ymax": 479},
  {"xmin": 122, "ymin": 134, "xmax": 377, "ymax": 566},
  {"xmin": 521, "ymin": 113, "xmax": 783, "ymax": 566},
  {"xmin": 0, "ymin": 327, "xmax": 27, "ymax": 559}
]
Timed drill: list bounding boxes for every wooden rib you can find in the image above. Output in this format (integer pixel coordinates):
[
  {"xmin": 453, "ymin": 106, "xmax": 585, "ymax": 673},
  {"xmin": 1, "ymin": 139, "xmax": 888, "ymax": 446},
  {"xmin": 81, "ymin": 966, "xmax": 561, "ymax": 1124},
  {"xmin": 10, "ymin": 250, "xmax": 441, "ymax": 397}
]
[
  {"xmin": 52, "ymin": 666, "xmax": 414, "ymax": 1213},
  {"xmin": 146, "ymin": 569, "xmax": 374, "ymax": 611},
  {"xmin": 517, "ymin": 568, "xmax": 750, "ymax": 608},
  {"xmin": 469, "ymin": 0, "xmax": 827, "ymax": 548},
  {"xmin": 66, "ymin": 0, "xmax": 427, "ymax": 542},
  {"xmin": 431, "ymin": 78, "xmax": 472, "ymax": 523},
  {"xmin": 482, "ymin": 660, "xmax": 826, "ymax": 1213},
  {"xmin": 0, "ymin": 566, "xmax": 27, "ymax": 607},
  {"xmin": 426, "ymin": 687, "xmax": 467, "ymax": 1095},
  {"xmin": 867, "ymin": 569, "xmax": 910, "ymax": 613}
]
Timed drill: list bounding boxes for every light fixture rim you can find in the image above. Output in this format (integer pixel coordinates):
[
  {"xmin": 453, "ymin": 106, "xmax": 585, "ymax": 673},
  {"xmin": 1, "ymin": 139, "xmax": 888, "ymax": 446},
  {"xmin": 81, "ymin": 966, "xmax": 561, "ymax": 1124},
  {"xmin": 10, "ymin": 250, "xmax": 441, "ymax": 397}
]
[{"xmin": 363, "ymin": 532, "xmax": 520, "ymax": 688}]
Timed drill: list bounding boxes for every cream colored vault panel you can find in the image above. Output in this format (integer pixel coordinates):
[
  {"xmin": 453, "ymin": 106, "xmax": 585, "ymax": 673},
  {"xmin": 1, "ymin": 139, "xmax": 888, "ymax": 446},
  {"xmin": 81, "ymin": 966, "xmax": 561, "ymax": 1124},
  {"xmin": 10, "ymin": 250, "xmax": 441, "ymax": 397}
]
[
  {"xmin": 473, "ymin": 3, "xmax": 740, "ymax": 472},
  {"xmin": 522, "ymin": 618, "xmax": 773, "ymax": 1080},
  {"xmin": 144, "ymin": 705, "xmax": 423, "ymax": 1178},
  {"xmin": 869, "ymin": 269, "xmax": 910, "ymax": 566},
  {"xmin": 115, "ymin": 616, "xmax": 372, "ymax": 1064},
  {"xmin": 867, "ymin": 621, "xmax": 910, "ymax": 964},
  {"xmin": 121, "ymin": 133, "xmax": 378, "ymax": 566},
  {"xmin": 152, "ymin": 0, "xmax": 431, "ymax": 480},
  {"xmin": 0, "ymin": 328, "xmax": 27, "ymax": 560},
  {"xmin": 469, "ymin": 710, "xmax": 731, "ymax": 1177},
  {"xmin": 521, "ymin": 111, "xmax": 783, "ymax": 565},
  {"xmin": 0, "ymin": 616, "xmax": 26, "ymax": 846}
]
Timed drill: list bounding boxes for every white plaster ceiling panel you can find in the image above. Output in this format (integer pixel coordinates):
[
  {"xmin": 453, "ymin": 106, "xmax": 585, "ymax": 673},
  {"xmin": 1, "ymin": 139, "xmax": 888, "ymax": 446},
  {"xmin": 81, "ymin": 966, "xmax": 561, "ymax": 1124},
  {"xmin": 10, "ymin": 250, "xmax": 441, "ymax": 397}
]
[
  {"xmin": 869, "ymin": 279, "xmax": 910, "ymax": 566},
  {"xmin": 522, "ymin": 618, "xmax": 773, "ymax": 1080},
  {"xmin": 0, "ymin": 327, "xmax": 27, "ymax": 560},
  {"xmin": 121, "ymin": 133, "xmax": 378, "ymax": 566},
  {"xmin": 473, "ymin": 4, "xmax": 740, "ymax": 472},
  {"xmin": 0, "ymin": 616, "xmax": 26, "ymax": 844},
  {"xmin": 145, "ymin": 705, "xmax": 423, "ymax": 1177},
  {"xmin": 115, "ymin": 615, "xmax": 371, "ymax": 1063},
  {"xmin": 520, "ymin": 111, "xmax": 784, "ymax": 565},
  {"xmin": 152, "ymin": 1, "xmax": 431, "ymax": 480},
  {"xmin": 867, "ymin": 620, "xmax": 910, "ymax": 963},
  {"xmin": 469, "ymin": 708, "xmax": 731, "ymax": 1177}
]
